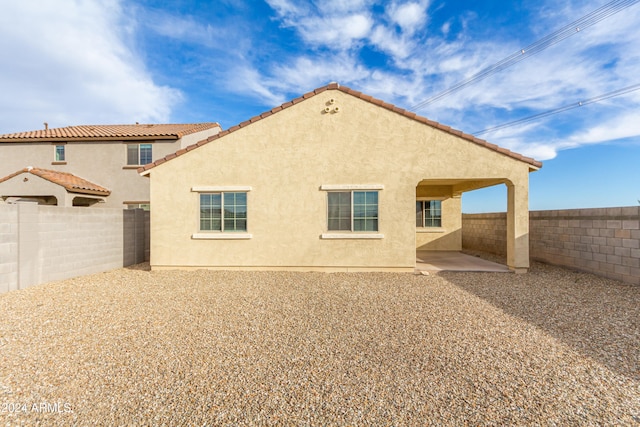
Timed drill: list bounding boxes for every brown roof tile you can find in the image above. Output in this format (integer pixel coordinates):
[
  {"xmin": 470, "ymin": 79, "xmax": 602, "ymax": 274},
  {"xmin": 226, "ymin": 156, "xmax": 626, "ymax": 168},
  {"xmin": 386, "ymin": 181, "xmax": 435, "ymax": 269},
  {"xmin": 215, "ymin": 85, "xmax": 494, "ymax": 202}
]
[
  {"xmin": 0, "ymin": 123, "xmax": 220, "ymax": 142},
  {"xmin": 139, "ymin": 84, "xmax": 543, "ymax": 174},
  {"xmin": 0, "ymin": 167, "xmax": 111, "ymax": 196}
]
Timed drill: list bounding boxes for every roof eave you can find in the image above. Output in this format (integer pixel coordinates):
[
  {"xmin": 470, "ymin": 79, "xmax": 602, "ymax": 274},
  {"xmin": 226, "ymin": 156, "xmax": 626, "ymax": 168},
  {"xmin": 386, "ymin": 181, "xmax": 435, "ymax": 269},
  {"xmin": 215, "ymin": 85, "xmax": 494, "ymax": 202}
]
[{"xmin": 0, "ymin": 135, "xmax": 179, "ymax": 143}]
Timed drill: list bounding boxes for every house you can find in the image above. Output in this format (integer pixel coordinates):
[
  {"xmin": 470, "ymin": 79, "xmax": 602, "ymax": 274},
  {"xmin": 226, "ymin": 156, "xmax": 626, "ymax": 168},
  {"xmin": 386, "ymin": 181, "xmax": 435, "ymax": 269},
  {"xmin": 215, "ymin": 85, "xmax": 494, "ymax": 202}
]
[
  {"xmin": 140, "ymin": 83, "xmax": 542, "ymax": 273},
  {"xmin": 0, "ymin": 123, "xmax": 220, "ymax": 208}
]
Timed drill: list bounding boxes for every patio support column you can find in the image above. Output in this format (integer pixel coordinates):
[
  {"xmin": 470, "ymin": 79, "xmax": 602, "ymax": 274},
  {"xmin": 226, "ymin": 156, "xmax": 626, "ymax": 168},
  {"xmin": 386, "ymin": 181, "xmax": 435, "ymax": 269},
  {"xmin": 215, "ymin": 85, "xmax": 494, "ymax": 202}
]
[{"xmin": 506, "ymin": 179, "xmax": 530, "ymax": 273}]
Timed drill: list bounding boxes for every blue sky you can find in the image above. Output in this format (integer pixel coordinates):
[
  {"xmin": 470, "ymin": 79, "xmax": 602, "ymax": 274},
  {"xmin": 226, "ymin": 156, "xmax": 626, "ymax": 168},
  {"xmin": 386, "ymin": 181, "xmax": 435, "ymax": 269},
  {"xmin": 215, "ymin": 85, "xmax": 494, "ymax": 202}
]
[{"xmin": 1, "ymin": 0, "xmax": 638, "ymax": 211}]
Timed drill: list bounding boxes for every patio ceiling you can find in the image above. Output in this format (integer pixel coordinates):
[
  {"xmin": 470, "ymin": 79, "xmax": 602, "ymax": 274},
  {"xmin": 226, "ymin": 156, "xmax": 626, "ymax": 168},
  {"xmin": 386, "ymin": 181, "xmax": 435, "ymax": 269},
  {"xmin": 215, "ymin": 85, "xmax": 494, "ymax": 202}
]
[{"xmin": 417, "ymin": 178, "xmax": 507, "ymax": 197}]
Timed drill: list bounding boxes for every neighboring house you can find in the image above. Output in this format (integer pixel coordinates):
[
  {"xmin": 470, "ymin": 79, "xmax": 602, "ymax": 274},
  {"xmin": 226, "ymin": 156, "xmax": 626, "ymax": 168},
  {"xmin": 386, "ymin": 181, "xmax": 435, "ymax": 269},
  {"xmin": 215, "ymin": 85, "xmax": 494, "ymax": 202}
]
[
  {"xmin": 140, "ymin": 83, "xmax": 542, "ymax": 273},
  {"xmin": 0, "ymin": 123, "xmax": 220, "ymax": 208}
]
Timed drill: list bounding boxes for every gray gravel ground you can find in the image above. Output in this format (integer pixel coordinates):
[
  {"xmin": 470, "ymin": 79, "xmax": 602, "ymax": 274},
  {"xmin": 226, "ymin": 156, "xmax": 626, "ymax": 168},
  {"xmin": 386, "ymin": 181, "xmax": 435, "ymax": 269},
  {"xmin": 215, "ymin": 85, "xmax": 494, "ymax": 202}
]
[{"xmin": 0, "ymin": 257, "xmax": 638, "ymax": 426}]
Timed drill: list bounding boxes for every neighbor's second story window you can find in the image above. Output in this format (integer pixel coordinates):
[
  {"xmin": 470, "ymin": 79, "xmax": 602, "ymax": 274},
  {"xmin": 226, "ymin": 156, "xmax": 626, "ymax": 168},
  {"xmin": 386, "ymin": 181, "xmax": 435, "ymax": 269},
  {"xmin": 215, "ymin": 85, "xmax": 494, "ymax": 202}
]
[
  {"xmin": 127, "ymin": 143, "xmax": 152, "ymax": 165},
  {"xmin": 55, "ymin": 145, "xmax": 65, "ymax": 162}
]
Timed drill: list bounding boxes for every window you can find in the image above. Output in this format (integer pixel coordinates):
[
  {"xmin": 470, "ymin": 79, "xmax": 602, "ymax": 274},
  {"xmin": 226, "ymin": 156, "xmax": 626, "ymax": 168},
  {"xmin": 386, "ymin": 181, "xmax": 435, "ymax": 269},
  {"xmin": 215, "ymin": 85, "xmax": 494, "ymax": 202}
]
[
  {"xmin": 126, "ymin": 203, "xmax": 150, "ymax": 211},
  {"xmin": 127, "ymin": 143, "xmax": 152, "ymax": 165},
  {"xmin": 200, "ymin": 192, "xmax": 247, "ymax": 232},
  {"xmin": 416, "ymin": 200, "xmax": 442, "ymax": 227},
  {"xmin": 54, "ymin": 145, "xmax": 65, "ymax": 162},
  {"xmin": 328, "ymin": 191, "xmax": 378, "ymax": 232}
]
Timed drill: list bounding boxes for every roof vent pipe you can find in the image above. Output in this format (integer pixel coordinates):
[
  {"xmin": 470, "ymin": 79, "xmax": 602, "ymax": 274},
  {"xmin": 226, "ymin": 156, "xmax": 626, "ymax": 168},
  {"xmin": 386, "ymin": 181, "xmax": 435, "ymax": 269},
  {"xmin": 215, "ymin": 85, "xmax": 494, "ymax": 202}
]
[{"xmin": 44, "ymin": 122, "xmax": 48, "ymax": 130}]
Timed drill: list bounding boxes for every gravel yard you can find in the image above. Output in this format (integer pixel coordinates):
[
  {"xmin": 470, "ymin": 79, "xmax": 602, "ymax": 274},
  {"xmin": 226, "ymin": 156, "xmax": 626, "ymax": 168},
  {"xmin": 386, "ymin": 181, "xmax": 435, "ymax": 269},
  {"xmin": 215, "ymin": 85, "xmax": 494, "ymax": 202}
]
[{"xmin": 0, "ymin": 259, "xmax": 638, "ymax": 425}]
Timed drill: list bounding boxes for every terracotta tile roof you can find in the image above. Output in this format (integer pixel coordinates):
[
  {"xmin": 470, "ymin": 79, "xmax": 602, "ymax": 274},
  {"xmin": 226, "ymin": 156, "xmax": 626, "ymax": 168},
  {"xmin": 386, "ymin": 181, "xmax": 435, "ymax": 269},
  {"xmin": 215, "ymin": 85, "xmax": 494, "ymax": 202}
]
[
  {"xmin": 139, "ymin": 84, "xmax": 542, "ymax": 174},
  {"xmin": 0, "ymin": 123, "xmax": 221, "ymax": 142},
  {"xmin": 0, "ymin": 167, "xmax": 111, "ymax": 196}
]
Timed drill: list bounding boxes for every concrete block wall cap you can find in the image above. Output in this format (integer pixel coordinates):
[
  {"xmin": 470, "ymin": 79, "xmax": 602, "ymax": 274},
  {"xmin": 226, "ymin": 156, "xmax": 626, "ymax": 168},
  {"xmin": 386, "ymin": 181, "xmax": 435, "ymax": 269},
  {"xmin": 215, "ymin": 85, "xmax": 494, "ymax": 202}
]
[{"xmin": 621, "ymin": 206, "xmax": 640, "ymax": 215}]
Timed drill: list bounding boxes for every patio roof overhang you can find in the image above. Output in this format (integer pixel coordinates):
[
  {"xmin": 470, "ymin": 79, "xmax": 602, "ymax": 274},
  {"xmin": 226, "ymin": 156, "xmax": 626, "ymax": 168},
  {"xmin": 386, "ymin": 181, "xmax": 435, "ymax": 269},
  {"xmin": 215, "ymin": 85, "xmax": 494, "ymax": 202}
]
[{"xmin": 417, "ymin": 178, "xmax": 507, "ymax": 198}]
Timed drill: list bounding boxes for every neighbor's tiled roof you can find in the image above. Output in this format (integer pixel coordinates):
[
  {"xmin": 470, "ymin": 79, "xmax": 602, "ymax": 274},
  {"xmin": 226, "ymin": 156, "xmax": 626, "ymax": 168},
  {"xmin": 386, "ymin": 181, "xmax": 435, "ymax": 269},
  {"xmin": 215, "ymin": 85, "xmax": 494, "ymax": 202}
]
[
  {"xmin": 139, "ymin": 83, "xmax": 542, "ymax": 174},
  {"xmin": 0, "ymin": 123, "xmax": 221, "ymax": 142},
  {"xmin": 0, "ymin": 167, "xmax": 111, "ymax": 196}
]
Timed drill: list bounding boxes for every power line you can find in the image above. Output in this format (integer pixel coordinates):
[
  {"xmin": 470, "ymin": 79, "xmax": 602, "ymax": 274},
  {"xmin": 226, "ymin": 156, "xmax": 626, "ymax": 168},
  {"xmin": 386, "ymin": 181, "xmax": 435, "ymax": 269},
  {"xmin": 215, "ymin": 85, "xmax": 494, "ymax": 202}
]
[
  {"xmin": 411, "ymin": 0, "xmax": 640, "ymax": 111},
  {"xmin": 473, "ymin": 83, "xmax": 640, "ymax": 136}
]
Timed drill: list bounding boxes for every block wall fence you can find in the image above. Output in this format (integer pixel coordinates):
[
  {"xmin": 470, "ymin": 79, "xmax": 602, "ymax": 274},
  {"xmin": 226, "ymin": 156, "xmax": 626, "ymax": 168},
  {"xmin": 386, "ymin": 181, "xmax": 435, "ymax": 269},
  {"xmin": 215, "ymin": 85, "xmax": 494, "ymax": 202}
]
[
  {"xmin": 0, "ymin": 204, "xmax": 149, "ymax": 293},
  {"xmin": 462, "ymin": 206, "xmax": 640, "ymax": 285}
]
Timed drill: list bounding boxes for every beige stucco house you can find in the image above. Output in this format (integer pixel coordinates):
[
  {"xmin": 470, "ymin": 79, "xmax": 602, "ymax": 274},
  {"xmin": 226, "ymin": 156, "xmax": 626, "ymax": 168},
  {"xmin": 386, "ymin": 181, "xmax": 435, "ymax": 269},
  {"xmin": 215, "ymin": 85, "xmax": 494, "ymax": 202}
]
[
  {"xmin": 140, "ymin": 83, "xmax": 542, "ymax": 272},
  {"xmin": 0, "ymin": 123, "xmax": 220, "ymax": 208}
]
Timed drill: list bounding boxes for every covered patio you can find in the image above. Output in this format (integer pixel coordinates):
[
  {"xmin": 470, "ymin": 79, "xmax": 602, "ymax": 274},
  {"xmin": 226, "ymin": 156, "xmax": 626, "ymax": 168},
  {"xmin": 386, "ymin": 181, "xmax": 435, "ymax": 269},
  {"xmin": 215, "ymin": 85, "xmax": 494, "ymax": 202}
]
[
  {"xmin": 416, "ymin": 251, "xmax": 510, "ymax": 272},
  {"xmin": 416, "ymin": 177, "xmax": 532, "ymax": 273}
]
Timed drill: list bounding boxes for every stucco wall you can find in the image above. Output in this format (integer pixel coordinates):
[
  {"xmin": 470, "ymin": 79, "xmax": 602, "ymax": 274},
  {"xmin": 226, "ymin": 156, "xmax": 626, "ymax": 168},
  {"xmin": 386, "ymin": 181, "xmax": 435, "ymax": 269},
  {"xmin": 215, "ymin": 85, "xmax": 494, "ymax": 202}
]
[
  {"xmin": 462, "ymin": 207, "xmax": 640, "ymax": 285},
  {"xmin": 149, "ymin": 90, "xmax": 533, "ymax": 271},
  {"xmin": 416, "ymin": 196, "xmax": 462, "ymax": 250}
]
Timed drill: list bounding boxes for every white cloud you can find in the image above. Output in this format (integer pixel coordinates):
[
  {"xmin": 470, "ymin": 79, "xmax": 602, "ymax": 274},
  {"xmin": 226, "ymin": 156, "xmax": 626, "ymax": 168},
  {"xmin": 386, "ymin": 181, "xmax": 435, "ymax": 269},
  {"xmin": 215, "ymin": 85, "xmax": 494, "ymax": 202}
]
[
  {"xmin": 368, "ymin": 25, "xmax": 414, "ymax": 60},
  {"xmin": 0, "ymin": 0, "xmax": 180, "ymax": 133},
  {"xmin": 297, "ymin": 14, "xmax": 374, "ymax": 48},
  {"xmin": 265, "ymin": 0, "xmax": 375, "ymax": 50},
  {"xmin": 388, "ymin": 1, "xmax": 428, "ymax": 34},
  {"xmin": 564, "ymin": 110, "xmax": 640, "ymax": 147}
]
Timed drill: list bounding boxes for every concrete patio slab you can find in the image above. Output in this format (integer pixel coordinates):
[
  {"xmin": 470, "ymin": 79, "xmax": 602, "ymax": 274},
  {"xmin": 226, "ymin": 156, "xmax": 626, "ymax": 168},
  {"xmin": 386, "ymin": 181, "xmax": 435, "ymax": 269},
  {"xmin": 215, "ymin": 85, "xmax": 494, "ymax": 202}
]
[{"xmin": 416, "ymin": 251, "xmax": 510, "ymax": 272}]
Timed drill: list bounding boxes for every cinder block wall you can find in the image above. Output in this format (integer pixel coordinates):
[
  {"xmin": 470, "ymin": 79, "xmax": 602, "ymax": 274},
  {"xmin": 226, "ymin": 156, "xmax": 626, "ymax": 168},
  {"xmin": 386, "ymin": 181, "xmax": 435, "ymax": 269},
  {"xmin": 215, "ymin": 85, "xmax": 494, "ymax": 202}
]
[
  {"xmin": 38, "ymin": 205, "xmax": 124, "ymax": 285},
  {"xmin": 0, "ymin": 204, "xmax": 18, "ymax": 293},
  {"xmin": 460, "ymin": 212, "xmax": 507, "ymax": 256},
  {"xmin": 462, "ymin": 206, "xmax": 640, "ymax": 285},
  {"xmin": 0, "ymin": 204, "xmax": 150, "ymax": 293}
]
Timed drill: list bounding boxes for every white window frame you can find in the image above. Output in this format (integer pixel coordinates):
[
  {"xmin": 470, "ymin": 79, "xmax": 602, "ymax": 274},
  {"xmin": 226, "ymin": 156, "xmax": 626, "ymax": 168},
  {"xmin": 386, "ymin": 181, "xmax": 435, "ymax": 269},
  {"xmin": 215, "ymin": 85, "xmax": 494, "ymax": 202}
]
[
  {"xmin": 54, "ymin": 144, "xmax": 66, "ymax": 162},
  {"xmin": 127, "ymin": 143, "xmax": 153, "ymax": 166},
  {"xmin": 191, "ymin": 186, "xmax": 252, "ymax": 240},
  {"xmin": 320, "ymin": 184, "xmax": 384, "ymax": 239},
  {"xmin": 416, "ymin": 198, "xmax": 444, "ymax": 230}
]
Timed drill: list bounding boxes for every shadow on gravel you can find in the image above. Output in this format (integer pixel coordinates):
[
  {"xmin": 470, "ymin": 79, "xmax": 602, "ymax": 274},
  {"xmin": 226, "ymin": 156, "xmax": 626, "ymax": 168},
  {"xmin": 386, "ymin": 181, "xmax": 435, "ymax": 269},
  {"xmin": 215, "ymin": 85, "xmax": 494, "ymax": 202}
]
[
  {"xmin": 442, "ymin": 258, "xmax": 639, "ymax": 381},
  {"xmin": 124, "ymin": 262, "xmax": 151, "ymax": 271}
]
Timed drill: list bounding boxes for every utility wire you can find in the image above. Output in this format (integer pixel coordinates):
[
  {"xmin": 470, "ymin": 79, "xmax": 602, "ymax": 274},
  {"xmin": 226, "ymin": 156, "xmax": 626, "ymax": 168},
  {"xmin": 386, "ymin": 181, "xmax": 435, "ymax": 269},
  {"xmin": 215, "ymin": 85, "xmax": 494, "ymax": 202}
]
[
  {"xmin": 411, "ymin": 0, "xmax": 640, "ymax": 111},
  {"xmin": 473, "ymin": 83, "xmax": 640, "ymax": 136}
]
